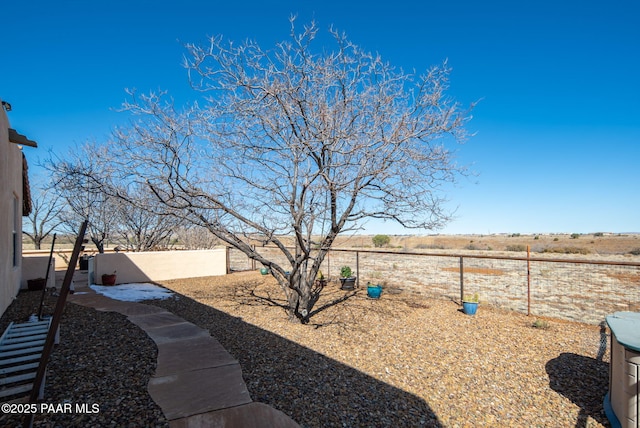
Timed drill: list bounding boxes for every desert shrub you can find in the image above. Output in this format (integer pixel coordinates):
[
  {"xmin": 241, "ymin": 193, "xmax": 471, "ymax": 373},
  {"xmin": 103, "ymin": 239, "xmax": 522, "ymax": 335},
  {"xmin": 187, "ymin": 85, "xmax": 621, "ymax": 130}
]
[
  {"xmin": 542, "ymin": 247, "xmax": 590, "ymax": 255},
  {"xmin": 629, "ymin": 248, "xmax": 640, "ymax": 256},
  {"xmin": 463, "ymin": 292, "xmax": 479, "ymax": 303},
  {"xmin": 509, "ymin": 233, "xmax": 521, "ymax": 237},
  {"xmin": 465, "ymin": 244, "xmax": 478, "ymax": 250},
  {"xmin": 553, "ymin": 237, "xmax": 559, "ymax": 241},
  {"xmin": 505, "ymin": 244, "xmax": 526, "ymax": 252},
  {"xmin": 415, "ymin": 243, "xmax": 446, "ymax": 250},
  {"xmin": 534, "ymin": 235, "xmax": 539, "ymax": 240},
  {"xmin": 531, "ymin": 319, "xmax": 550, "ymax": 329},
  {"xmin": 372, "ymin": 234, "xmax": 391, "ymax": 248},
  {"xmin": 570, "ymin": 233, "xmax": 581, "ymax": 239},
  {"xmin": 593, "ymin": 232, "xmax": 604, "ymax": 237},
  {"xmin": 340, "ymin": 266, "xmax": 353, "ymax": 278},
  {"xmin": 566, "ymin": 247, "xmax": 590, "ymax": 254}
]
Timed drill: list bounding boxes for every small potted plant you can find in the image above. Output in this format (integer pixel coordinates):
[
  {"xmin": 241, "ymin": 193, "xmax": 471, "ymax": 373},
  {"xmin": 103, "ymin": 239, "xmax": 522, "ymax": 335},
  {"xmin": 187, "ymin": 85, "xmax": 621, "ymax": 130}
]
[
  {"xmin": 27, "ymin": 277, "xmax": 47, "ymax": 291},
  {"xmin": 462, "ymin": 292, "xmax": 479, "ymax": 315},
  {"xmin": 366, "ymin": 282, "xmax": 383, "ymax": 299},
  {"xmin": 316, "ymin": 271, "xmax": 327, "ymax": 288},
  {"xmin": 102, "ymin": 271, "xmax": 117, "ymax": 286},
  {"xmin": 339, "ymin": 266, "xmax": 356, "ymax": 290}
]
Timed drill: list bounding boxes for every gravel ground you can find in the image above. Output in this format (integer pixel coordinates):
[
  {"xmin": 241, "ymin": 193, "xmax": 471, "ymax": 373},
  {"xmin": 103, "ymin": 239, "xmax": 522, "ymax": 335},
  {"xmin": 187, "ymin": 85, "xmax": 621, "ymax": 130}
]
[
  {"xmin": 156, "ymin": 271, "xmax": 611, "ymax": 428},
  {"xmin": 0, "ymin": 271, "xmax": 611, "ymax": 427},
  {"xmin": 0, "ymin": 290, "xmax": 167, "ymax": 428}
]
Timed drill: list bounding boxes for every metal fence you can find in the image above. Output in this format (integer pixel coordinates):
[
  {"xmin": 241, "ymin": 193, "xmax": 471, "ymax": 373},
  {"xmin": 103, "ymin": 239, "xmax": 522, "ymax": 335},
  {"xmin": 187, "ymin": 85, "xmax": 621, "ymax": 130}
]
[{"xmin": 228, "ymin": 246, "xmax": 640, "ymax": 325}]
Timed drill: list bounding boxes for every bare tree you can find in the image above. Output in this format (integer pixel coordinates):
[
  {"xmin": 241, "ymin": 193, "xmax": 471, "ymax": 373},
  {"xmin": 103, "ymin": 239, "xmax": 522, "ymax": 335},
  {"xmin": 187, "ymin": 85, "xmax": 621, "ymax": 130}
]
[
  {"xmin": 22, "ymin": 186, "xmax": 64, "ymax": 250},
  {"xmin": 60, "ymin": 190, "xmax": 114, "ymax": 254},
  {"xmin": 112, "ymin": 186, "xmax": 183, "ymax": 251},
  {"xmin": 63, "ymin": 19, "xmax": 472, "ymax": 322},
  {"xmin": 174, "ymin": 225, "xmax": 219, "ymax": 250},
  {"xmin": 48, "ymin": 144, "xmax": 118, "ymax": 253},
  {"xmin": 48, "ymin": 145, "xmax": 185, "ymax": 253}
]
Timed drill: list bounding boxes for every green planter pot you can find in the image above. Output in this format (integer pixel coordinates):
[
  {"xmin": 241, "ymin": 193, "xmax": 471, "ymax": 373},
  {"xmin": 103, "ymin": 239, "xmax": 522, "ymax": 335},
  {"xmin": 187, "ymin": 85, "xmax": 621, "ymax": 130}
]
[{"xmin": 340, "ymin": 277, "xmax": 356, "ymax": 290}]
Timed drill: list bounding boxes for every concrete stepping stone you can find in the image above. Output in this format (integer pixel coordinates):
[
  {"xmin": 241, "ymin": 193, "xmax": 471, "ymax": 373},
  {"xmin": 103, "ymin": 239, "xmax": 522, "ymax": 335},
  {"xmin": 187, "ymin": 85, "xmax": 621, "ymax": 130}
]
[
  {"xmin": 149, "ymin": 364, "xmax": 252, "ymax": 420},
  {"xmin": 65, "ymin": 273, "xmax": 299, "ymax": 427},
  {"xmin": 154, "ymin": 336, "xmax": 238, "ymax": 376},
  {"xmin": 169, "ymin": 402, "xmax": 300, "ymax": 428},
  {"xmin": 140, "ymin": 321, "xmax": 212, "ymax": 345}
]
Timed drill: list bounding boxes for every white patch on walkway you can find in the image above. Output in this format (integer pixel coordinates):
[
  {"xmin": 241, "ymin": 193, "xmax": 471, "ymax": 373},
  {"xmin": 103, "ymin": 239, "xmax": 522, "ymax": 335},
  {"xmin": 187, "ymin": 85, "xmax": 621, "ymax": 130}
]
[{"xmin": 90, "ymin": 283, "xmax": 174, "ymax": 302}]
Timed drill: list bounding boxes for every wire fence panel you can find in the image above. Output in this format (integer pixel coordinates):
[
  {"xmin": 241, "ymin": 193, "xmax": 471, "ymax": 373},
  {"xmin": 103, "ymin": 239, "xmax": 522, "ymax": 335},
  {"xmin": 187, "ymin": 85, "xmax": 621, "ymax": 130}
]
[
  {"xmin": 227, "ymin": 246, "xmax": 640, "ymax": 325},
  {"xmin": 460, "ymin": 257, "xmax": 528, "ymax": 313},
  {"xmin": 529, "ymin": 261, "xmax": 640, "ymax": 324},
  {"xmin": 229, "ymin": 247, "xmax": 255, "ymax": 272}
]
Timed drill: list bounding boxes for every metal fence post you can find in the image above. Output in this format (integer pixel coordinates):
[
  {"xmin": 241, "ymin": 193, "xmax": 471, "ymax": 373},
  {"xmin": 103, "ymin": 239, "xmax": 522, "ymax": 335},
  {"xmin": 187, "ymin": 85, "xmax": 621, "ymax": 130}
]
[
  {"xmin": 459, "ymin": 256, "xmax": 464, "ymax": 302},
  {"xmin": 356, "ymin": 251, "xmax": 360, "ymax": 288},
  {"xmin": 251, "ymin": 245, "xmax": 256, "ymax": 270},
  {"xmin": 527, "ymin": 245, "xmax": 531, "ymax": 316}
]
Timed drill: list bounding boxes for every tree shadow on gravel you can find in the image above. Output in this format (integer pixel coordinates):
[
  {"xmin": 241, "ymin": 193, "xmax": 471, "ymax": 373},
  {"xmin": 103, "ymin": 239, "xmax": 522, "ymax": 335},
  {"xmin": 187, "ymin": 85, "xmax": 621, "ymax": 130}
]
[
  {"xmin": 230, "ymin": 279, "xmax": 387, "ymax": 330},
  {"xmin": 230, "ymin": 279, "xmax": 436, "ymax": 332},
  {"xmin": 545, "ymin": 353, "xmax": 609, "ymax": 428},
  {"xmin": 148, "ymin": 290, "xmax": 444, "ymax": 427}
]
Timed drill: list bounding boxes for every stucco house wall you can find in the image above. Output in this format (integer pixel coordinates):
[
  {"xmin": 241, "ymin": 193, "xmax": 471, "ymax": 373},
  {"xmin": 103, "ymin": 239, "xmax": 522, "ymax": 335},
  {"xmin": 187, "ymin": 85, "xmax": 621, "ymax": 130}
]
[
  {"xmin": 0, "ymin": 99, "xmax": 25, "ymax": 315},
  {"xmin": 21, "ymin": 256, "xmax": 56, "ymax": 290}
]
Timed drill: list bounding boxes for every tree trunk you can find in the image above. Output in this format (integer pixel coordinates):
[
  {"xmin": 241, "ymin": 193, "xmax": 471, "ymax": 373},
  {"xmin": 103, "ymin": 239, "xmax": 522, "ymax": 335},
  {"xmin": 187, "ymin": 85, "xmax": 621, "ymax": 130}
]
[
  {"xmin": 286, "ymin": 277, "xmax": 312, "ymax": 324},
  {"xmin": 92, "ymin": 236, "xmax": 105, "ymax": 254}
]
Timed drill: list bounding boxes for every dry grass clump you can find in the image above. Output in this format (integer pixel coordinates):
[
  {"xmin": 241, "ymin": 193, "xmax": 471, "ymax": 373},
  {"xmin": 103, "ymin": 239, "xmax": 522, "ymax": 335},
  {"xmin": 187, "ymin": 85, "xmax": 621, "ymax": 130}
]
[
  {"xmin": 542, "ymin": 246, "xmax": 591, "ymax": 255},
  {"xmin": 441, "ymin": 266, "xmax": 505, "ymax": 276}
]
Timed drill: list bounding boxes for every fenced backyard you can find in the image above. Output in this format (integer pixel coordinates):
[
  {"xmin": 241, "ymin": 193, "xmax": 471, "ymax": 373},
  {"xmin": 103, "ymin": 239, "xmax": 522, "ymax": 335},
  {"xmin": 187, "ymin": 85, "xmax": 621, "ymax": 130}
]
[
  {"xmin": 13, "ymin": 245, "xmax": 625, "ymax": 426},
  {"xmin": 230, "ymin": 246, "xmax": 640, "ymax": 325}
]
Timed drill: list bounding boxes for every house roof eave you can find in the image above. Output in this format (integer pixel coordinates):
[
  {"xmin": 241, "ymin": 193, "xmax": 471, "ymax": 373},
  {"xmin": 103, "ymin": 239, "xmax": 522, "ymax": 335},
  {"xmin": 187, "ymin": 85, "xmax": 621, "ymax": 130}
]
[{"xmin": 8, "ymin": 128, "xmax": 38, "ymax": 148}]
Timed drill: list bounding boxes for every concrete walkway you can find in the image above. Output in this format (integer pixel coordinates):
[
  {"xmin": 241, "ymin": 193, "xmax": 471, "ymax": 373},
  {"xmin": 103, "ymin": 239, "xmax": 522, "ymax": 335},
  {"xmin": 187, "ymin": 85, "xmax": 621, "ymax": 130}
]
[{"xmin": 60, "ymin": 271, "xmax": 299, "ymax": 428}]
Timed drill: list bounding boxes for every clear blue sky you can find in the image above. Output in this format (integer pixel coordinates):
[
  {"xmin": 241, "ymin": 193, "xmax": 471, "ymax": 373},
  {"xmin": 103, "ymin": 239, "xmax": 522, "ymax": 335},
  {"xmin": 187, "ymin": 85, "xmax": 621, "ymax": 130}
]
[{"xmin": 3, "ymin": 0, "xmax": 638, "ymax": 234}]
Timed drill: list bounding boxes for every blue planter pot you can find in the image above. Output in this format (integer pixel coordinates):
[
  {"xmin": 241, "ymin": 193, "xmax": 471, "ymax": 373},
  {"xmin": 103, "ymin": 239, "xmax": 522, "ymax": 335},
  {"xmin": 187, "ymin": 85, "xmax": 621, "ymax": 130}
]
[
  {"xmin": 462, "ymin": 301, "xmax": 478, "ymax": 315},
  {"xmin": 367, "ymin": 285, "xmax": 382, "ymax": 299}
]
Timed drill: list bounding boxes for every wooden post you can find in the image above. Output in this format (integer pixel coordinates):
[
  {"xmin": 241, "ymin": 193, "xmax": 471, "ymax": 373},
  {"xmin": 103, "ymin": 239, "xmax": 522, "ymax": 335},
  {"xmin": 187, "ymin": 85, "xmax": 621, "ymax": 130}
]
[
  {"xmin": 226, "ymin": 246, "xmax": 231, "ymax": 274},
  {"xmin": 24, "ymin": 220, "xmax": 87, "ymax": 428},
  {"xmin": 251, "ymin": 245, "xmax": 256, "ymax": 270},
  {"xmin": 527, "ymin": 245, "xmax": 531, "ymax": 316},
  {"xmin": 459, "ymin": 256, "xmax": 464, "ymax": 303}
]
